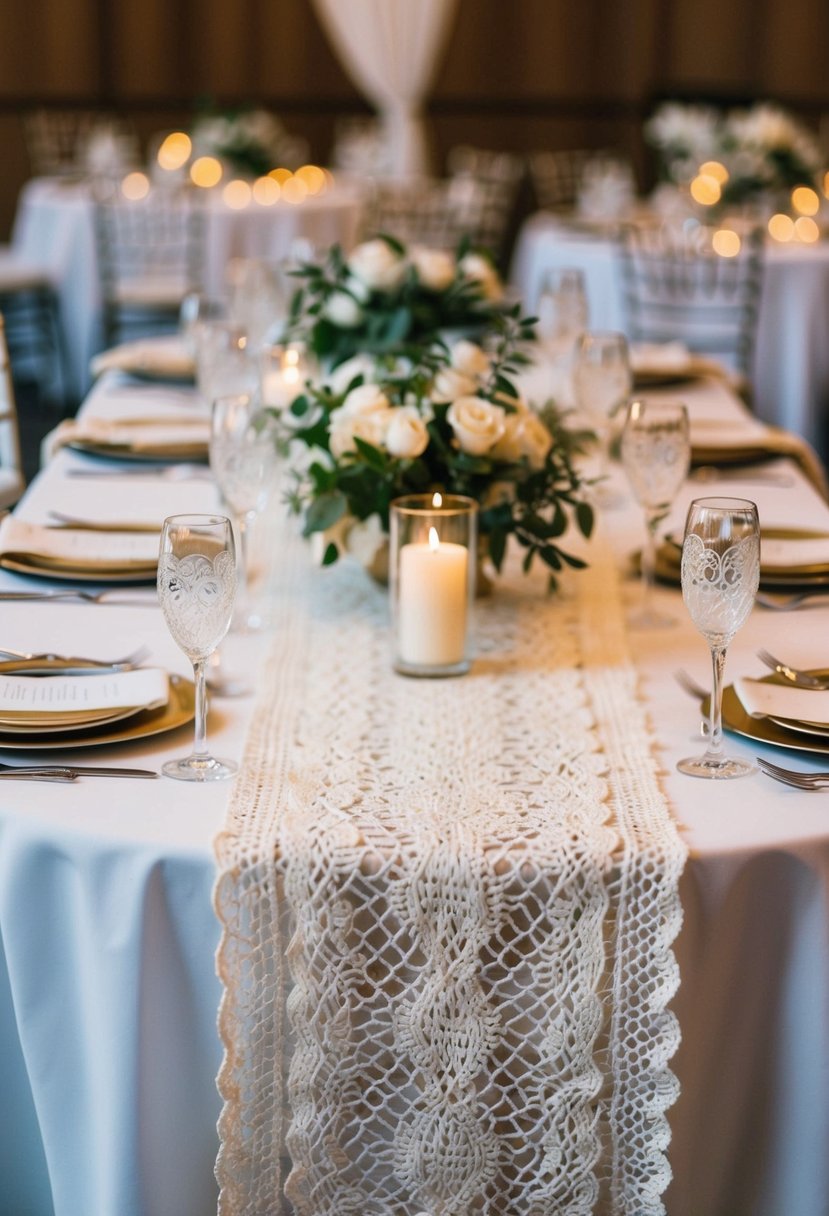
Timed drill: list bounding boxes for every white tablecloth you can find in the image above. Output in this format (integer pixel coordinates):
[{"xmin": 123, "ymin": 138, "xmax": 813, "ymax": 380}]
[
  {"xmin": 1, "ymin": 371, "xmax": 829, "ymax": 1215},
  {"xmin": 511, "ymin": 213, "xmax": 829, "ymax": 461},
  {"xmin": 11, "ymin": 178, "xmax": 364, "ymax": 400}
]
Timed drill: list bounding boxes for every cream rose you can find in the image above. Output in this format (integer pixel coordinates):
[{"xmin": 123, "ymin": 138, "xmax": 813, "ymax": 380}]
[
  {"xmin": 410, "ymin": 246, "xmax": 455, "ymax": 292},
  {"xmin": 326, "ymin": 354, "xmax": 376, "ymax": 397},
  {"xmin": 347, "ymin": 239, "xmax": 407, "ymax": 292},
  {"xmin": 323, "ymin": 290, "xmax": 363, "ymax": 328},
  {"xmin": 446, "ymin": 395, "xmax": 506, "ymax": 456},
  {"xmin": 459, "ymin": 253, "xmax": 503, "ymax": 302},
  {"xmin": 385, "ymin": 406, "xmax": 429, "ymax": 459},
  {"xmin": 340, "ymin": 383, "xmax": 390, "ymax": 416},
  {"xmin": 432, "ymin": 366, "xmax": 478, "ymax": 402},
  {"xmin": 518, "ymin": 411, "xmax": 554, "ymax": 468},
  {"xmin": 329, "ymin": 404, "xmax": 393, "ymax": 459},
  {"xmin": 489, "ymin": 413, "xmax": 523, "ymax": 463},
  {"xmin": 451, "ymin": 339, "xmax": 491, "ymax": 378}
]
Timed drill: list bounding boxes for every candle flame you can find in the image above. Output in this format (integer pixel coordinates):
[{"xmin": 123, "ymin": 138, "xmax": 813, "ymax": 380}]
[
  {"xmin": 432, "ymin": 491, "xmax": 442, "ymax": 508},
  {"xmin": 428, "ymin": 526, "xmax": 440, "ymax": 551}
]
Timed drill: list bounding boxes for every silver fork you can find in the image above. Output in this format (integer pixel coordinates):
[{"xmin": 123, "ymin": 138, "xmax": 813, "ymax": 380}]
[
  {"xmin": 755, "ymin": 590, "xmax": 829, "ymax": 611},
  {"xmin": 674, "ymin": 669, "xmax": 708, "ymax": 700},
  {"xmin": 0, "ymin": 590, "xmax": 156, "ymax": 606},
  {"xmin": 0, "ymin": 643, "xmax": 151, "ymax": 667},
  {"xmin": 756, "ymin": 757, "xmax": 829, "ymax": 790},
  {"xmin": 755, "ymin": 648, "xmax": 829, "ymax": 691}
]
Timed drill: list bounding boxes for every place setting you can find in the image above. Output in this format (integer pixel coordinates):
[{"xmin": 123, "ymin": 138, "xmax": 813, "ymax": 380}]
[{"xmin": 0, "ymin": 515, "xmax": 160, "ymax": 582}]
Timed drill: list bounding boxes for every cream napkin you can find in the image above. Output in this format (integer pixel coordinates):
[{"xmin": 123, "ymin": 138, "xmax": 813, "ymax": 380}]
[
  {"xmin": 630, "ymin": 341, "xmax": 692, "ymax": 373},
  {"xmin": 761, "ymin": 534, "xmax": 829, "ymax": 571},
  {"xmin": 44, "ymin": 416, "xmax": 210, "ymax": 461},
  {"xmin": 734, "ymin": 677, "xmax": 829, "ymax": 725},
  {"xmin": 0, "ymin": 518, "xmax": 159, "ymax": 567},
  {"xmin": 89, "ymin": 336, "xmax": 195, "ymax": 381}
]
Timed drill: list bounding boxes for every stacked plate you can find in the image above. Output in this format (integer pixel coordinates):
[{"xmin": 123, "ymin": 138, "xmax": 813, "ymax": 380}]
[
  {"xmin": 0, "ymin": 519, "xmax": 159, "ymax": 582},
  {"xmin": 63, "ymin": 416, "xmax": 209, "ymax": 462},
  {"xmin": 718, "ymin": 674, "xmax": 829, "ymax": 757},
  {"xmin": 0, "ymin": 667, "xmax": 194, "ymax": 750},
  {"xmin": 655, "ymin": 526, "xmax": 829, "ymax": 593}
]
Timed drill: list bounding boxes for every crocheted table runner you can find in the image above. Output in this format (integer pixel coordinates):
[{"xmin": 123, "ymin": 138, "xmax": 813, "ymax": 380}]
[{"xmin": 214, "ymin": 533, "xmax": 687, "ymax": 1216}]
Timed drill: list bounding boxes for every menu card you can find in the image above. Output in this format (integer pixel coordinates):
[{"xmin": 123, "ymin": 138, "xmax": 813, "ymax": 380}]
[{"xmin": 0, "ymin": 668, "xmax": 169, "ymax": 714}]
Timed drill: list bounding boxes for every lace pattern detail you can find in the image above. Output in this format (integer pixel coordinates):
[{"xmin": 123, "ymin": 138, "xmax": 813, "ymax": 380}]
[
  {"xmin": 214, "ymin": 530, "xmax": 687, "ymax": 1215},
  {"xmin": 158, "ymin": 550, "xmax": 236, "ymax": 657},
  {"xmin": 680, "ymin": 533, "xmax": 760, "ymax": 643}
]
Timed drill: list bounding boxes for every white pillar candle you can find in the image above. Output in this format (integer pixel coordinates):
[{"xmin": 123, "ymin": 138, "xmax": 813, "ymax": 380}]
[{"xmin": 397, "ymin": 526, "xmax": 468, "ymax": 666}]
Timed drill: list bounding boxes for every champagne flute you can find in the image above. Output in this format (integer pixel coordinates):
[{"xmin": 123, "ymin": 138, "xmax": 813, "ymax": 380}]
[
  {"xmin": 572, "ymin": 331, "xmax": 632, "ymax": 505},
  {"xmin": 158, "ymin": 514, "xmax": 237, "ymax": 782},
  {"xmin": 210, "ymin": 393, "xmax": 279, "ymax": 631},
  {"xmin": 621, "ymin": 399, "xmax": 690, "ymax": 628},
  {"xmin": 677, "ymin": 497, "xmax": 760, "ymax": 779},
  {"xmin": 536, "ymin": 267, "xmax": 589, "ymax": 401}
]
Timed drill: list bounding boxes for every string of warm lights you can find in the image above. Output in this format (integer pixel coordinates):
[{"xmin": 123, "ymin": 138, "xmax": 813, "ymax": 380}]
[
  {"xmin": 688, "ymin": 157, "xmax": 826, "ymax": 246},
  {"xmin": 118, "ymin": 130, "xmax": 332, "ymax": 208}
]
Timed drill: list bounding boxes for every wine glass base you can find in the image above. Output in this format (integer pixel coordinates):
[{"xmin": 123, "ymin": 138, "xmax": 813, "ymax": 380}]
[
  {"xmin": 677, "ymin": 753, "xmax": 755, "ymax": 779},
  {"xmin": 162, "ymin": 754, "xmax": 238, "ymax": 782}
]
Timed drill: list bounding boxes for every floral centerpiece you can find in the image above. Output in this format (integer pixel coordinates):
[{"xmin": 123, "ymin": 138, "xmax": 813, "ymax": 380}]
[
  {"xmin": 190, "ymin": 107, "xmax": 306, "ymax": 177},
  {"xmin": 284, "ymin": 235, "xmax": 506, "ymax": 370},
  {"xmin": 646, "ymin": 100, "xmax": 823, "ymax": 209},
  {"xmin": 272, "ymin": 308, "xmax": 594, "ymax": 587}
]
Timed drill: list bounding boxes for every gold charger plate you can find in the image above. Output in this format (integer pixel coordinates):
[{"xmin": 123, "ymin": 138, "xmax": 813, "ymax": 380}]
[
  {"xmin": 66, "ymin": 439, "xmax": 207, "ymax": 463},
  {"xmin": 0, "ymin": 704, "xmax": 156, "ymax": 734},
  {"xmin": 0, "ymin": 554, "xmax": 157, "ymax": 583},
  {"xmin": 716, "ymin": 671, "xmax": 829, "ymax": 757},
  {"xmin": 0, "ymin": 674, "xmax": 194, "ymax": 750},
  {"xmin": 655, "ymin": 527, "xmax": 829, "ymax": 589}
]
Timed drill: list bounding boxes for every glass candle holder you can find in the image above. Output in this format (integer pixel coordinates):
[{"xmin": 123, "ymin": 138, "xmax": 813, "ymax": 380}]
[
  {"xmin": 390, "ymin": 493, "xmax": 478, "ymax": 678},
  {"xmin": 259, "ymin": 341, "xmax": 312, "ymax": 410}
]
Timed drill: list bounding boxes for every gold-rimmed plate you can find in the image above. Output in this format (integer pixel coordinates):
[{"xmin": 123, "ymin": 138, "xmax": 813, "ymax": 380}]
[
  {"xmin": 66, "ymin": 439, "xmax": 208, "ymax": 463},
  {"xmin": 0, "ymin": 554, "xmax": 157, "ymax": 583},
  {"xmin": 0, "ymin": 674, "xmax": 195, "ymax": 749}
]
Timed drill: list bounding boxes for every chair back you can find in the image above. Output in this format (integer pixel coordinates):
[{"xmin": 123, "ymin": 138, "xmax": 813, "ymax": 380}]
[
  {"xmin": 0, "ymin": 317, "xmax": 26, "ymax": 507},
  {"xmin": 94, "ymin": 188, "xmax": 205, "ymax": 341},
  {"xmin": 618, "ymin": 221, "xmax": 765, "ymax": 377},
  {"xmin": 24, "ymin": 109, "xmax": 138, "ymax": 178},
  {"xmin": 530, "ymin": 149, "xmax": 634, "ymax": 214}
]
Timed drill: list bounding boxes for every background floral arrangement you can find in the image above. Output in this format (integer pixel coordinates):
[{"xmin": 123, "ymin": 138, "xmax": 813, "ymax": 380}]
[
  {"xmin": 285, "ymin": 235, "xmax": 506, "ymax": 369},
  {"xmin": 272, "ymin": 309, "xmax": 594, "ymax": 586},
  {"xmin": 190, "ymin": 107, "xmax": 307, "ymax": 177},
  {"xmin": 646, "ymin": 100, "xmax": 823, "ymax": 206}
]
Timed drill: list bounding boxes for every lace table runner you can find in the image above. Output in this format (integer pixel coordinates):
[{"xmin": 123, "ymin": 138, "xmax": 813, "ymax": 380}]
[{"xmin": 214, "ymin": 534, "xmax": 687, "ymax": 1216}]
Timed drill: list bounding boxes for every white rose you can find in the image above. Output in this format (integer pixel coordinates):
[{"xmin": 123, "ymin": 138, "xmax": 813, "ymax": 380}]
[
  {"xmin": 326, "ymin": 354, "xmax": 376, "ymax": 397},
  {"xmin": 432, "ymin": 366, "xmax": 478, "ymax": 402},
  {"xmin": 329, "ymin": 404, "xmax": 392, "ymax": 458},
  {"xmin": 324, "ymin": 290, "xmax": 364, "ymax": 328},
  {"xmin": 345, "ymin": 274, "xmax": 371, "ymax": 304},
  {"xmin": 341, "ymin": 383, "xmax": 390, "ymax": 416},
  {"xmin": 385, "ymin": 406, "xmax": 429, "ymax": 459},
  {"xmin": 451, "ymin": 339, "xmax": 491, "ymax": 377},
  {"xmin": 347, "ymin": 239, "xmax": 407, "ymax": 292},
  {"xmin": 410, "ymin": 246, "xmax": 455, "ymax": 292},
  {"xmin": 520, "ymin": 412, "xmax": 554, "ymax": 468},
  {"xmin": 459, "ymin": 253, "xmax": 503, "ymax": 302},
  {"xmin": 447, "ymin": 396, "xmax": 506, "ymax": 456}
]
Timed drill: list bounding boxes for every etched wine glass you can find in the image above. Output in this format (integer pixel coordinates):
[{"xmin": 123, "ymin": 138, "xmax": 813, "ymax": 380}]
[
  {"xmin": 572, "ymin": 330, "xmax": 632, "ymax": 505},
  {"xmin": 621, "ymin": 399, "xmax": 690, "ymax": 628},
  {"xmin": 210, "ymin": 393, "xmax": 279, "ymax": 631},
  {"xmin": 158, "ymin": 514, "xmax": 237, "ymax": 781},
  {"xmin": 677, "ymin": 497, "xmax": 760, "ymax": 779}
]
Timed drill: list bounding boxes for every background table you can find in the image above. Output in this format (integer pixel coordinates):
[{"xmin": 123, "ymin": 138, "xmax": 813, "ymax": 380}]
[
  {"xmin": 1, "ymin": 371, "xmax": 828, "ymax": 1215},
  {"xmin": 11, "ymin": 177, "xmax": 364, "ymax": 400},
  {"xmin": 511, "ymin": 213, "xmax": 829, "ymax": 463}
]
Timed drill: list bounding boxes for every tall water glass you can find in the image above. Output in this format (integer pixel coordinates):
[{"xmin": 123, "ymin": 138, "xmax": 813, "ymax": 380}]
[
  {"xmin": 621, "ymin": 399, "xmax": 690, "ymax": 628},
  {"xmin": 210, "ymin": 393, "xmax": 279, "ymax": 631},
  {"xmin": 196, "ymin": 320, "xmax": 257, "ymax": 406},
  {"xmin": 536, "ymin": 267, "xmax": 589, "ymax": 401},
  {"xmin": 677, "ymin": 497, "xmax": 760, "ymax": 779},
  {"xmin": 572, "ymin": 330, "xmax": 632, "ymax": 504},
  {"xmin": 158, "ymin": 514, "xmax": 237, "ymax": 782}
]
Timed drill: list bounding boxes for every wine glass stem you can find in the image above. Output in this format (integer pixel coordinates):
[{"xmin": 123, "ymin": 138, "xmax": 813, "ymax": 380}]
[
  {"xmin": 236, "ymin": 513, "xmax": 250, "ymax": 605},
  {"xmin": 706, "ymin": 645, "xmax": 726, "ymax": 758},
  {"xmin": 641, "ymin": 510, "xmax": 659, "ymax": 616},
  {"xmin": 192, "ymin": 658, "xmax": 209, "ymax": 759}
]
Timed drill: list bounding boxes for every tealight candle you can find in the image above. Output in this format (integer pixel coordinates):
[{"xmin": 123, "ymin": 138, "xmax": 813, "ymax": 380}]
[
  {"xmin": 259, "ymin": 344, "xmax": 309, "ymax": 409},
  {"xmin": 390, "ymin": 493, "xmax": 477, "ymax": 677}
]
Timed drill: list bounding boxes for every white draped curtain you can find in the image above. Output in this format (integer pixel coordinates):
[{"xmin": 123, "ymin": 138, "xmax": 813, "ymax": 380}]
[{"xmin": 312, "ymin": 0, "xmax": 459, "ymax": 179}]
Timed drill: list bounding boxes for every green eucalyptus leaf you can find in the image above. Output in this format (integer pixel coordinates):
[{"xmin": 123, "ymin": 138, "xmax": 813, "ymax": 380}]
[{"xmin": 304, "ymin": 490, "xmax": 347, "ymax": 535}]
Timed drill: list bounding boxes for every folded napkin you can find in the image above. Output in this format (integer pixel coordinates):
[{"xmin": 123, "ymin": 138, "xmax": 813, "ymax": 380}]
[
  {"xmin": 0, "ymin": 668, "xmax": 169, "ymax": 725},
  {"xmin": 690, "ymin": 420, "xmax": 829, "ymax": 501},
  {"xmin": 761, "ymin": 532, "xmax": 829, "ymax": 572},
  {"xmin": 90, "ymin": 336, "xmax": 195, "ymax": 381},
  {"xmin": 45, "ymin": 416, "xmax": 210, "ymax": 461},
  {"xmin": 734, "ymin": 677, "xmax": 829, "ymax": 726},
  {"xmin": 0, "ymin": 518, "xmax": 159, "ymax": 570},
  {"xmin": 630, "ymin": 342, "xmax": 692, "ymax": 373}
]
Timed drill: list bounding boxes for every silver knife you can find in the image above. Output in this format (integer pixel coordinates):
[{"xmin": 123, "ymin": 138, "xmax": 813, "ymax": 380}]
[{"xmin": 64, "ymin": 767, "xmax": 159, "ymax": 779}]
